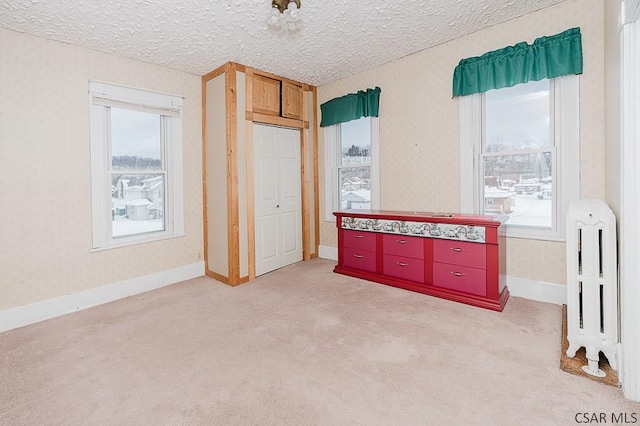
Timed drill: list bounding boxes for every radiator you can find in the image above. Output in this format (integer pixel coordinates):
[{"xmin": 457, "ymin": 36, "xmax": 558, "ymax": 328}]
[{"xmin": 566, "ymin": 200, "xmax": 618, "ymax": 377}]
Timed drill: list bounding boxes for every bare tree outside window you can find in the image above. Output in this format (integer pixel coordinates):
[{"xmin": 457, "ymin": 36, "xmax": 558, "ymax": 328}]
[
  {"xmin": 483, "ymin": 80, "xmax": 554, "ymax": 228},
  {"xmin": 339, "ymin": 118, "xmax": 371, "ymax": 210}
]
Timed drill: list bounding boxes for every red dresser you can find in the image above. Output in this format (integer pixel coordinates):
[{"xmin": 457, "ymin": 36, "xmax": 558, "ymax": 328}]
[{"xmin": 333, "ymin": 210, "xmax": 509, "ymax": 311}]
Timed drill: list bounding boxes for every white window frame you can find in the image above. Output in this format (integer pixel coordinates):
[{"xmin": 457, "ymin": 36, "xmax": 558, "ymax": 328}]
[
  {"xmin": 324, "ymin": 117, "xmax": 380, "ymax": 220},
  {"xmin": 89, "ymin": 81, "xmax": 185, "ymax": 250},
  {"xmin": 460, "ymin": 75, "xmax": 580, "ymax": 241}
]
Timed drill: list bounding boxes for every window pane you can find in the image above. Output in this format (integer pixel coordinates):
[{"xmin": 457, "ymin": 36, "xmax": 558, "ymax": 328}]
[
  {"xmin": 340, "ymin": 118, "xmax": 371, "ymax": 165},
  {"xmin": 111, "ymin": 107, "xmax": 162, "ymax": 170},
  {"xmin": 339, "ymin": 166, "xmax": 370, "ymax": 210},
  {"xmin": 112, "ymin": 173, "xmax": 165, "ymax": 237},
  {"xmin": 485, "ymin": 80, "xmax": 550, "ymax": 152},
  {"xmin": 483, "ymin": 152, "xmax": 552, "ymax": 228}
]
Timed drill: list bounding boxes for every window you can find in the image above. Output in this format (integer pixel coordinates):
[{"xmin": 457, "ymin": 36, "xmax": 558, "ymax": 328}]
[
  {"xmin": 460, "ymin": 75, "xmax": 579, "ymax": 241},
  {"xmin": 324, "ymin": 117, "xmax": 380, "ymax": 219},
  {"xmin": 484, "ymin": 80, "xmax": 553, "ymax": 227},
  {"xmin": 89, "ymin": 82, "xmax": 184, "ymax": 249}
]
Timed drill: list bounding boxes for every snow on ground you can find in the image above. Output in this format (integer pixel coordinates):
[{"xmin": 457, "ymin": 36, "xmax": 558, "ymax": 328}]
[
  {"xmin": 112, "ymin": 218, "xmax": 164, "ymax": 237},
  {"xmin": 500, "ymin": 194, "xmax": 552, "ymax": 228}
]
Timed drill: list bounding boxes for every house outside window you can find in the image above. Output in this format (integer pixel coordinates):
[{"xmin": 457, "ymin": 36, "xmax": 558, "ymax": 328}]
[
  {"xmin": 339, "ymin": 118, "xmax": 372, "ymax": 210},
  {"xmin": 483, "ymin": 79, "xmax": 554, "ymax": 227},
  {"xmin": 324, "ymin": 117, "xmax": 380, "ymax": 220},
  {"xmin": 460, "ymin": 75, "xmax": 579, "ymax": 241},
  {"xmin": 89, "ymin": 82, "xmax": 184, "ymax": 250}
]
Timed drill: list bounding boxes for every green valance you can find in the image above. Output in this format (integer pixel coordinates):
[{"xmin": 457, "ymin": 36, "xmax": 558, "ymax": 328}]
[
  {"xmin": 452, "ymin": 27, "xmax": 583, "ymax": 97},
  {"xmin": 320, "ymin": 87, "xmax": 381, "ymax": 127}
]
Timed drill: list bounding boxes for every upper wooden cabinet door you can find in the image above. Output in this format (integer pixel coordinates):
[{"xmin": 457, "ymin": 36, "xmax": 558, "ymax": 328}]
[
  {"xmin": 253, "ymin": 74, "xmax": 281, "ymax": 116},
  {"xmin": 282, "ymin": 81, "xmax": 303, "ymax": 120}
]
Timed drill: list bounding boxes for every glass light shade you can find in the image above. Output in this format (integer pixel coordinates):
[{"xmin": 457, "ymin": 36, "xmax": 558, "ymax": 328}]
[
  {"xmin": 267, "ymin": 6, "xmax": 281, "ymax": 26},
  {"xmin": 266, "ymin": 1, "xmax": 301, "ymax": 31},
  {"xmin": 284, "ymin": 9, "xmax": 299, "ymax": 23},
  {"xmin": 287, "ymin": 1, "xmax": 299, "ymax": 19}
]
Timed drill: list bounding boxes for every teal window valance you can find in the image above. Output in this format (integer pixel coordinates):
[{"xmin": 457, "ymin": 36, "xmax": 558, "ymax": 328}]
[
  {"xmin": 320, "ymin": 87, "xmax": 381, "ymax": 127},
  {"xmin": 452, "ymin": 27, "xmax": 583, "ymax": 97}
]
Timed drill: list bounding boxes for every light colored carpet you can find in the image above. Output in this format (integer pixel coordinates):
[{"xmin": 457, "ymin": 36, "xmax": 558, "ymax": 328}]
[{"xmin": 1, "ymin": 258, "xmax": 638, "ymax": 425}]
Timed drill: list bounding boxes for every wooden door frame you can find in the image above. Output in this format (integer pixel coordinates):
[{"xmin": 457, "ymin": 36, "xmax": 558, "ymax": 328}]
[
  {"xmin": 202, "ymin": 62, "xmax": 249, "ymax": 286},
  {"xmin": 245, "ymin": 68, "xmax": 318, "ymax": 280},
  {"xmin": 202, "ymin": 62, "xmax": 318, "ymax": 284},
  {"xmin": 247, "ymin": 121, "xmax": 307, "ymax": 281}
]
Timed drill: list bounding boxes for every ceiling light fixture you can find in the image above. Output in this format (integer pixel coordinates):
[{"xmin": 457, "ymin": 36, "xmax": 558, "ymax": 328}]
[{"xmin": 267, "ymin": 0, "xmax": 302, "ymax": 31}]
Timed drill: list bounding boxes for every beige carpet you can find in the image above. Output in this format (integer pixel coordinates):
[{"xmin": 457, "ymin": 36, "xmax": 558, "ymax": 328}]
[{"xmin": 1, "ymin": 258, "xmax": 638, "ymax": 425}]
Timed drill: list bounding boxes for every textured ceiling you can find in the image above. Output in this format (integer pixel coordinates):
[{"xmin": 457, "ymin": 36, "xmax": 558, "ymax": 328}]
[{"xmin": 0, "ymin": 0, "xmax": 566, "ymax": 86}]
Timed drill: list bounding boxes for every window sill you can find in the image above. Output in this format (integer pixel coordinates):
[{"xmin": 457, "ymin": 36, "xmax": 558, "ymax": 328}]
[
  {"xmin": 90, "ymin": 232, "xmax": 186, "ymax": 253},
  {"xmin": 501, "ymin": 226, "xmax": 565, "ymax": 242}
]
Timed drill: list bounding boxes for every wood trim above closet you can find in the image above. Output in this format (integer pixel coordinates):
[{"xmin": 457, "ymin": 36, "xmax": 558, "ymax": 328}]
[{"xmin": 246, "ymin": 111, "xmax": 305, "ymax": 129}]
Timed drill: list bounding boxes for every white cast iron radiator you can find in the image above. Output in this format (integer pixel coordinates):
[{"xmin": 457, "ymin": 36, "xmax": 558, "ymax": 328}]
[{"xmin": 566, "ymin": 200, "xmax": 618, "ymax": 377}]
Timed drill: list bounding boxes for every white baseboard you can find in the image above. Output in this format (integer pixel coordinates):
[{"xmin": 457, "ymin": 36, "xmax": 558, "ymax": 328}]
[
  {"xmin": 0, "ymin": 261, "xmax": 205, "ymax": 334},
  {"xmin": 505, "ymin": 276, "xmax": 566, "ymax": 305},
  {"xmin": 319, "ymin": 245, "xmax": 565, "ymax": 305},
  {"xmin": 1, "ymin": 255, "xmax": 565, "ymax": 334},
  {"xmin": 318, "ymin": 245, "xmax": 338, "ymax": 261}
]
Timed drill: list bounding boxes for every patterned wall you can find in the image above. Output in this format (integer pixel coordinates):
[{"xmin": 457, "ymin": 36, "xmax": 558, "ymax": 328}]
[
  {"xmin": 0, "ymin": 29, "xmax": 203, "ymax": 309},
  {"xmin": 318, "ymin": 0, "xmax": 606, "ymax": 285}
]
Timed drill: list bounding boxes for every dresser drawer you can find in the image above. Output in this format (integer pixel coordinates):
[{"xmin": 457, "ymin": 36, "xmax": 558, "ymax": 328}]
[
  {"xmin": 433, "ymin": 262, "xmax": 486, "ymax": 297},
  {"xmin": 342, "ymin": 230, "xmax": 377, "ymax": 251},
  {"xmin": 382, "ymin": 234, "xmax": 424, "ymax": 259},
  {"xmin": 343, "ymin": 247, "xmax": 377, "ymax": 273},
  {"xmin": 383, "ymin": 254, "xmax": 424, "ymax": 283},
  {"xmin": 433, "ymin": 239, "xmax": 486, "ymax": 269}
]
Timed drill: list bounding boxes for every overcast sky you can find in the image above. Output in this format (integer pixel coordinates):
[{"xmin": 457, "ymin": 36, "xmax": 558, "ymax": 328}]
[
  {"xmin": 110, "ymin": 107, "xmax": 161, "ymax": 160},
  {"xmin": 341, "ymin": 116, "xmax": 371, "ymax": 149},
  {"xmin": 485, "ymin": 79, "xmax": 550, "ymax": 150}
]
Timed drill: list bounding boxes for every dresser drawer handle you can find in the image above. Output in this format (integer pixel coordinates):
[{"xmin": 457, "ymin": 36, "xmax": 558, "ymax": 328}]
[
  {"xmin": 354, "ymin": 235, "xmax": 364, "ymax": 239},
  {"xmin": 450, "ymin": 247, "xmax": 465, "ymax": 253},
  {"xmin": 450, "ymin": 271, "xmax": 466, "ymax": 277},
  {"xmin": 353, "ymin": 254, "xmax": 364, "ymax": 258},
  {"xmin": 396, "ymin": 239, "xmax": 407, "ymax": 244},
  {"xmin": 396, "ymin": 261, "xmax": 409, "ymax": 267}
]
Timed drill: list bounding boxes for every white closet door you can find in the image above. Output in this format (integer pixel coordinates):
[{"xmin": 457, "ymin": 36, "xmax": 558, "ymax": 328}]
[{"xmin": 253, "ymin": 124, "xmax": 302, "ymax": 276}]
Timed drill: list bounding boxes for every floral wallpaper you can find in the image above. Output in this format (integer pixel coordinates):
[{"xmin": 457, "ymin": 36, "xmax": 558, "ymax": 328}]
[
  {"xmin": 318, "ymin": 0, "xmax": 606, "ymax": 285},
  {"xmin": 0, "ymin": 29, "xmax": 203, "ymax": 309}
]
